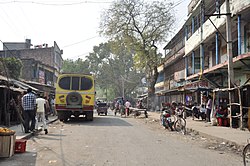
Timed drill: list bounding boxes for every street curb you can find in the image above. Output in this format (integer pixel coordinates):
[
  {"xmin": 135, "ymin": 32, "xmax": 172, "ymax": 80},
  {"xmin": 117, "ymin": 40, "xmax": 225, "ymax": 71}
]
[
  {"xmin": 17, "ymin": 118, "xmax": 58, "ymax": 140},
  {"xmin": 185, "ymin": 127, "xmax": 245, "ymax": 150}
]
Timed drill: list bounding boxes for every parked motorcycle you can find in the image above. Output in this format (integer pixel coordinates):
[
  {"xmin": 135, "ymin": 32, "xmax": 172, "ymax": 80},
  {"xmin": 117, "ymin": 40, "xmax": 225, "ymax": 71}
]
[{"xmin": 160, "ymin": 108, "xmax": 174, "ymax": 131}]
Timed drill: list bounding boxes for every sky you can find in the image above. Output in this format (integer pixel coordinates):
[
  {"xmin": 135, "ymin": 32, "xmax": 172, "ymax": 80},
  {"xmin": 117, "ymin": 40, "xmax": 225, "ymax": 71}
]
[{"xmin": 0, "ymin": 0, "xmax": 190, "ymax": 60}]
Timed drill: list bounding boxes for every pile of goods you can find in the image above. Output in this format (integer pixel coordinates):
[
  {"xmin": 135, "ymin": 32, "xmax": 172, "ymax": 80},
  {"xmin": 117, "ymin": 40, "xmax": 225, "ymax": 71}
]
[{"xmin": 0, "ymin": 128, "xmax": 15, "ymax": 136}]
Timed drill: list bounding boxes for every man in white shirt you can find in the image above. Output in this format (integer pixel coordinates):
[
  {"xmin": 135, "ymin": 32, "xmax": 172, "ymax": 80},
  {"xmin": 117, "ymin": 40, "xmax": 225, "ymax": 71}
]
[
  {"xmin": 206, "ymin": 95, "xmax": 212, "ymax": 122},
  {"xmin": 125, "ymin": 100, "xmax": 131, "ymax": 116},
  {"xmin": 36, "ymin": 94, "xmax": 48, "ymax": 134}
]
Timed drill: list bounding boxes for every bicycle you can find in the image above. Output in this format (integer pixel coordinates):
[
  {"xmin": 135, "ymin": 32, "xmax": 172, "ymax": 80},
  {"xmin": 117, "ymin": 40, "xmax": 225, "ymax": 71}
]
[
  {"xmin": 173, "ymin": 108, "xmax": 186, "ymax": 135},
  {"xmin": 243, "ymin": 139, "xmax": 250, "ymax": 166}
]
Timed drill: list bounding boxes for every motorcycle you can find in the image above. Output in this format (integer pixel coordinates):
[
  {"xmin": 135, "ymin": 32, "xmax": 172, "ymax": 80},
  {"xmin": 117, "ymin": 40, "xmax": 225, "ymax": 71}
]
[
  {"xmin": 114, "ymin": 103, "xmax": 120, "ymax": 116},
  {"xmin": 120, "ymin": 105, "xmax": 126, "ymax": 117},
  {"xmin": 160, "ymin": 108, "xmax": 174, "ymax": 131},
  {"xmin": 125, "ymin": 107, "xmax": 130, "ymax": 116}
]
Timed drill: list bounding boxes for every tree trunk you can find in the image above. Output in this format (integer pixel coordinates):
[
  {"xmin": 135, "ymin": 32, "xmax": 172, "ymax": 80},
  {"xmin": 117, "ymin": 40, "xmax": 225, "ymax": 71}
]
[{"xmin": 147, "ymin": 66, "xmax": 158, "ymax": 111}]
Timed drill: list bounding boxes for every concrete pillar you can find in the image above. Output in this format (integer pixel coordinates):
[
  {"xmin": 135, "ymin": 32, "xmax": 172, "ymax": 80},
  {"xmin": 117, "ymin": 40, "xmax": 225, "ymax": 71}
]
[
  {"xmin": 200, "ymin": 44, "xmax": 204, "ymax": 71},
  {"xmin": 185, "ymin": 56, "xmax": 188, "ymax": 78},
  {"xmin": 216, "ymin": 32, "xmax": 219, "ymax": 65},
  {"xmin": 192, "ymin": 51, "xmax": 195, "ymax": 74},
  {"xmin": 238, "ymin": 14, "xmax": 242, "ymax": 55}
]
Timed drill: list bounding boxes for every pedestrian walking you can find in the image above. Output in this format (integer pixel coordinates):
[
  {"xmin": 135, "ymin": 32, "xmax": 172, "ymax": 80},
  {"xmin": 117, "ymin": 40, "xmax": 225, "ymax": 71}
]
[
  {"xmin": 206, "ymin": 95, "xmax": 212, "ymax": 122},
  {"xmin": 44, "ymin": 96, "xmax": 50, "ymax": 120},
  {"xmin": 36, "ymin": 94, "xmax": 48, "ymax": 134},
  {"xmin": 21, "ymin": 88, "xmax": 36, "ymax": 133},
  {"xmin": 50, "ymin": 96, "xmax": 56, "ymax": 116},
  {"xmin": 125, "ymin": 100, "xmax": 131, "ymax": 116}
]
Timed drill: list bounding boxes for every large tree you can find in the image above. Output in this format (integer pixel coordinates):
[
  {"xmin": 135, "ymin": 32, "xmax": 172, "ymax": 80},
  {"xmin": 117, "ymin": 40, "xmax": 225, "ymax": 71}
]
[
  {"xmin": 86, "ymin": 41, "xmax": 143, "ymax": 100},
  {"xmin": 99, "ymin": 0, "xmax": 175, "ymax": 108}
]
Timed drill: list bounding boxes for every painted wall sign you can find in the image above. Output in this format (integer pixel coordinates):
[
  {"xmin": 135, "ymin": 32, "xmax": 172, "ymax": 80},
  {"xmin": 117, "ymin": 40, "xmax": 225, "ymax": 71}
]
[{"xmin": 184, "ymin": 80, "xmax": 209, "ymax": 90}]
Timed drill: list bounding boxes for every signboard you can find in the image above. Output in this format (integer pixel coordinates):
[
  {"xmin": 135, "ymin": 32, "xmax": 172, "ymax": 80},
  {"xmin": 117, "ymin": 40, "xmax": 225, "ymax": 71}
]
[
  {"xmin": 170, "ymin": 80, "xmax": 178, "ymax": 89},
  {"xmin": 184, "ymin": 80, "xmax": 209, "ymax": 90},
  {"xmin": 155, "ymin": 86, "xmax": 164, "ymax": 93},
  {"xmin": 39, "ymin": 70, "xmax": 45, "ymax": 84}
]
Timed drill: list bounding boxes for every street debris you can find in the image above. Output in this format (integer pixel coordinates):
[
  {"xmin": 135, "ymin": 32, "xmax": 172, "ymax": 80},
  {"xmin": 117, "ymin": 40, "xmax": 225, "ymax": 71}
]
[
  {"xmin": 137, "ymin": 114, "xmax": 243, "ymax": 157},
  {"xmin": 49, "ymin": 160, "xmax": 57, "ymax": 164}
]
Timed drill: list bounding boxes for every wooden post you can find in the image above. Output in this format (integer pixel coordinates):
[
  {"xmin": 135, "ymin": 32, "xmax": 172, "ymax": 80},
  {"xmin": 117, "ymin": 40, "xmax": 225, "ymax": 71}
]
[
  {"xmin": 248, "ymin": 107, "xmax": 250, "ymax": 131},
  {"xmin": 238, "ymin": 87, "xmax": 243, "ymax": 129},
  {"xmin": 211, "ymin": 91, "xmax": 216, "ymax": 118},
  {"xmin": 3, "ymin": 89, "xmax": 8, "ymax": 126}
]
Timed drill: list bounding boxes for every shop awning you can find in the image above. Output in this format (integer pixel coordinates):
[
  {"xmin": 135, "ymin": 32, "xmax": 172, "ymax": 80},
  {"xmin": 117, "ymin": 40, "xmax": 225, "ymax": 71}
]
[
  {"xmin": 0, "ymin": 85, "xmax": 25, "ymax": 92},
  {"xmin": 10, "ymin": 79, "xmax": 40, "ymax": 92},
  {"xmin": 155, "ymin": 88, "xmax": 179, "ymax": 95}
]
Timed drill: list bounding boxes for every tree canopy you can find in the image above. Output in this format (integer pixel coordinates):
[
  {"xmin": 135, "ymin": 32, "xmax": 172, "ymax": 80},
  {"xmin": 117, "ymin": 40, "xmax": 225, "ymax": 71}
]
[
  {"xmin": 86, "ymin": 41, "xmax": 144, "ymax": 99},
  {"xmin": 62, "ymin": 58, "xmax": 90, "ymax": 74},
  {"xmin": 0, "ymin": 57, "xmax": 23, "ymax": 79},
  {"xmin": 99, "ymin": 0, "xmax": 175, "ymax": 105}
]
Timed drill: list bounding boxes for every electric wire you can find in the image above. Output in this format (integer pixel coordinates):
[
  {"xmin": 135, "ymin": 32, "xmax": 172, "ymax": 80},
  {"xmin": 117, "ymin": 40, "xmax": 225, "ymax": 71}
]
[
  {"xmin": 17, "ymin": 4, "xmax": 36, "ymax": 39},
  {"xmin": 0, "ymin": 0, "xmax": 112, "ymax": 6},
  {"xmin": 62, "ymin": 36, "xmax": 99, "ymax": 48},
  {"xmin": 66, "ymin": 52, "xmax": 90, "ymax": 59},
  {"xmin": 0, "ymin": 7, "xmax": 21, "ymax": 38}
]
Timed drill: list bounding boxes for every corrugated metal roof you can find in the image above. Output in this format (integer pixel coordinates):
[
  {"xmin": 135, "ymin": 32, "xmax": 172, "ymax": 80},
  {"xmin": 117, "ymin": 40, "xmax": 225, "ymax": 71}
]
[
  {"xmin": 0, "ymin": 85, "xmax": 24, "ymax": 92},
  {"xmin": 0, "ymin": 75, "xmax": 8, "ymax": 81},
  {"xmin": 0, "ymin": 75, "xmax": 40, "ymax": 92},
  {"xmin": 10, "ymin": 79, "xmax": 40, "ymax": 92}
]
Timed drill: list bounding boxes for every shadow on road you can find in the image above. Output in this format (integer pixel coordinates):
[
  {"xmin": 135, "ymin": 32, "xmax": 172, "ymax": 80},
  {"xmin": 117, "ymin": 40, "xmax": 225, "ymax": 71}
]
[
  {"xmin": 0, "ymin": 151, "xmax": 37, "ymax": 165},
  {"xmin": 64, "ymin": 116, "xmax": 133, "ymax": 127}
]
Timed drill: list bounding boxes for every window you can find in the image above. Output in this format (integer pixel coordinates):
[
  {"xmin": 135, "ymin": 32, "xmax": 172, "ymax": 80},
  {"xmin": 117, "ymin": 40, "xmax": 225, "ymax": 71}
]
[
  {"xmin": 59, "ymin": 77, "xmax": 70, "ymax": 90},
  {"xmin": 80, "ymin": 77, "xmax": 93, "ymax": 90},
  {"xmin": 33, "ymin": 68, "xmax": 37, "ymax": 78},
  {"xmin": 194, "ymin": 57, "xmax": 200, "ymax": 70},
  {"xmin": 72, "ymin": 77, "xmax": 80, "ymax": 90}
]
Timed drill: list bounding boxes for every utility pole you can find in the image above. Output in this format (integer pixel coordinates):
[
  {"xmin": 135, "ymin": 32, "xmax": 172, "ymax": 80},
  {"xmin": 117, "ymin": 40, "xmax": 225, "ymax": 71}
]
[
  {"xmin": 200, "ymin": 0, "xmax": 205, "ymax": 76},
  {"xmin": 225, "ymin": 0, "xmax": 234, "ymax": 128}
]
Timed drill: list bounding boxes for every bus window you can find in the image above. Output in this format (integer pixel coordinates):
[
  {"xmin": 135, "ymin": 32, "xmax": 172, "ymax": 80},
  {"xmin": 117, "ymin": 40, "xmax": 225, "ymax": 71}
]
[
  {"xmin": 59, "ymin": 77, "xmax": 70, "ymax": 90},
  {"xmin": 80, "ymin": 77, "xmax": 93, "ymax": 90},
  {"xmin": 72, "ymin": 77, "xmax": 80, "ymax": 90}
]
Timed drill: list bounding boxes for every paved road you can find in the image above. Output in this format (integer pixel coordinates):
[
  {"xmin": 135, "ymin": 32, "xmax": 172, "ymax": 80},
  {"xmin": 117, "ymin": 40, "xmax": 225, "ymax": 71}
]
[{"xmin": 0, "ymin": 113, "xmax": 242, "ymax": 166}]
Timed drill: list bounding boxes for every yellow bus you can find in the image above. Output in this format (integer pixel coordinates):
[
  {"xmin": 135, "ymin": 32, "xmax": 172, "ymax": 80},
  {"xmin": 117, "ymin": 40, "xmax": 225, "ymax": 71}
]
[{"xmin": 55, "ymin": 73, "xmax": 95, "ymax": 121}]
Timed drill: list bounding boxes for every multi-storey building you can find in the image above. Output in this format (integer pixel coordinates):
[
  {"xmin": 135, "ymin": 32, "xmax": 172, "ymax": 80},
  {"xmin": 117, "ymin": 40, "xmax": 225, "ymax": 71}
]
[
  {"xmin": 0, "ymin": 39, "xmax": 63, "ymax": 87},
  {"xmin": 155, "ymin": 0, "xmax": 250, "ymax": 127},
  {"xmin": 155, "ymin": 27, "xmax": 185, "ymax": 106},
  {"xmin": 184, "ymin": 0, "xmax": 250, "ymax": 106}
]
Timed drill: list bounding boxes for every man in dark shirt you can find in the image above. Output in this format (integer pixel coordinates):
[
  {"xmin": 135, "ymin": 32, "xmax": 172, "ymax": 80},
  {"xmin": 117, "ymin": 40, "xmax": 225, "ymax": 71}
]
[{"xmin": 22, "ymin": 88, "xmax": 36, "ymax": 133}]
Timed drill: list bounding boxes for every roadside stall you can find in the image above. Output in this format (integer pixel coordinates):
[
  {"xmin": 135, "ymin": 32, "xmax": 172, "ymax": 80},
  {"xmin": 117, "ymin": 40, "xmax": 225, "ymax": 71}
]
[
  {"xmin": 0, "ymin": 127, "xmax": 16, "ymax": 158},
  {"xmin": 211, "ymin": 82, "xmax": 250, "ymax": 129}
]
